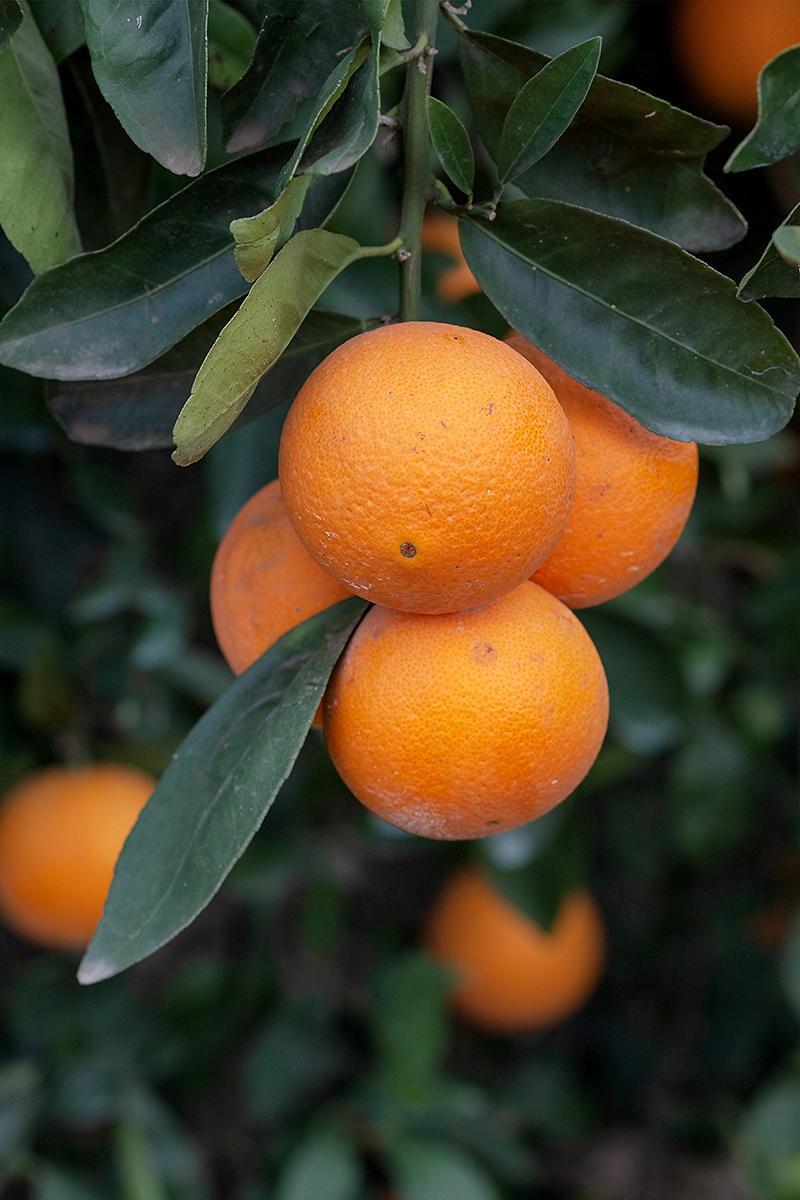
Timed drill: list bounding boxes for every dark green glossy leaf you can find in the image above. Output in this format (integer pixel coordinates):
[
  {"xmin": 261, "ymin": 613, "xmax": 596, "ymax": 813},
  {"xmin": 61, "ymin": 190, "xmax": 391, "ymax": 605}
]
[
  {"xmin": 78, "ymin": 596, "xmax": 368, "ymax": 984},
  {"xmin": 221, "ymin": 1, "xmax": 369, "ymax": 154},
  {"xmin": 77, "ymin": 0, "xmax": 208, "ymax": 176},
  {"xmin": 459, "ymin": 200, "xmax": 800, "ymax": 444},
  {"xmin": 207, "ymin": 0, "xmax": 257, "ymax": 91},
  {"xmin": 274, "ymin": 1125, "xmax": 363, "ymax": 1200},
  {"xmin": 28, "ymin": 0, "xmax": 84, "ymax": 63},
  {"xmin": 172, "ymin": 229, "xmax": 364, "ymax": 465},
  {"xmin": 0, "ymin": 146, "xmax": 292, "ymax": 379},
  {"xmin": 477, "ymin": 801, "xmax": 584, "ymax": 931},
  {"xmin": 0, "ymin": 0, "xmax": 22, "ymax": 52},
  {"xmin": 459, "ymin": 29, "xmax": 745, "ymax": 252},
  {"xmin": 389, "ymin": 1138, "xmax": 501, "ymax": 1200},
  {"xmin": 427, "ymin": 97, "xmax": 474, "ymax": 199},
  {"xmin": 48, "ymin": 309, "xmax": 379, "ymax": 451},
  {"xmin": 738, "ymin": 204, "xmax": 800, "ymax": 301},
  {"xmin": 497, "ymin": 37, "xmax": 600, "ymax": 185},
  {"xmin": 372, "ymin": 955, "xmax": 449, "ymax": 1103},
  {"xmin": 290, "ymin": 39, "xmax": 381, "ymax": 182},
  {"xmin": 579, "ymin": 610, "xmax": 685, "ymax": 754},
  {"xmin": 725, "ymin": 46, "xmax": 800, "ymax": 173},
  {"xmin": 0, "ymin": 0, "xmax": 81, "ymax": 273}
]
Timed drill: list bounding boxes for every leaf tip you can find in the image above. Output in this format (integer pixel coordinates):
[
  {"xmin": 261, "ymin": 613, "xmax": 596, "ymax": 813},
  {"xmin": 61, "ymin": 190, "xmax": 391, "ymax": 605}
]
[{"xmin": 77, "ymin": 951, "xmax": 119, "ymax": 986}]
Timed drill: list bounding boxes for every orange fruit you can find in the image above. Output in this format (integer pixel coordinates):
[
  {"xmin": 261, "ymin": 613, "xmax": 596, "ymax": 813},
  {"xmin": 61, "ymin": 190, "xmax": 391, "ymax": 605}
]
[
  {"xmin": 323, "ymin": 580, "xmax": 608, "ymax": 839},
  {"xmin": 506, "ymin": 336, "xmax": 699, "ymax": 609},
  {"xmin": 279, "ymin": 322, "xmax": 576, "ymax": 615},
  {"xmin": 421, "ymin": 211, "xmax": 481, "ymax": 303},
  {"xmin": 672, "ymin": 0, "xmax": 800, "ymax": 121},
  {"xmin": 424, "ymin": 867, "xmax": 606, "ymax": 1032},
  {"xmin": 210, "ymin": 478, "xmax": 352, "ymax": 674},
  {"xmin": 0, "ymin": 763, "xmax": 155, "ymax": 952}
]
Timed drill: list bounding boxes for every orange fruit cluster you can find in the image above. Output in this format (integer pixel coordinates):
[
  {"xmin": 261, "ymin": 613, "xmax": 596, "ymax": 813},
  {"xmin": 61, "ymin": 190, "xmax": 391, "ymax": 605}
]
[
  {"xmin": 0, "ymin": 763, "xmax": 154, "ymax": 952},
  {"xmin": 212, "ymin": 321, "xmax": 697, "ymax": 846}
]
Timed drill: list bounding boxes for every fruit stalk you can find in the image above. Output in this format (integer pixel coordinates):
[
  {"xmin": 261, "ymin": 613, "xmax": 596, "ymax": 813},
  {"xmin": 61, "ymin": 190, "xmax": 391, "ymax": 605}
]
[{"xmin": 397, "ymin": 0, "xmax": 439, "ymax": 321}]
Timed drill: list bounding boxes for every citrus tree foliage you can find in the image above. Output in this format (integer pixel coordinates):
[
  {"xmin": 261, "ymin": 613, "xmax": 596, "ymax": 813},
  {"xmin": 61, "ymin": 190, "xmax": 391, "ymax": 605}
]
[{"xmin": 0, "ymin": 0, "xmax": 796, "ymax": 986}]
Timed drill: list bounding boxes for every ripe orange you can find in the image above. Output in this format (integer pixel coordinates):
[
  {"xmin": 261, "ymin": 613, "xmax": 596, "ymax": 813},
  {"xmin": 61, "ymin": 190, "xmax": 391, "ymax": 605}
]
[
  {"xmin": 506, "ymin": 336, "xmax": 699, "ymax": 609},
  {"xmin": 672, "ymin": 0, "xmax": 800, "ymax": 121},
  {"xmin": 210, "ymin": 478, "xmax": 352, "ymax": 674},
  {"xmin": 424, "ymin": 867, "xmax": 606, "ymax": 1032},
  {"xmin": 421, "ymin": 211, "xmax": 481, "ymax": 303},
  {"xmin": 323, "ymin": 580, "xmax": 608, "ymax": 839},
  {"xmin": 279, "ymin": 322, "xmax": 576, "ymax": 615},
  {"xmin": 0, "ymin": 763, "xmax": 154, "ymax": 952}
]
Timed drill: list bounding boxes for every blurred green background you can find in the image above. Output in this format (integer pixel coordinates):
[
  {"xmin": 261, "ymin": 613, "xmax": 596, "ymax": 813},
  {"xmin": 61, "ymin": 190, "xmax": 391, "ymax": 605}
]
[{"xmin": 0, "ymin": 2, "xmax": 797, "ymax": 1198}]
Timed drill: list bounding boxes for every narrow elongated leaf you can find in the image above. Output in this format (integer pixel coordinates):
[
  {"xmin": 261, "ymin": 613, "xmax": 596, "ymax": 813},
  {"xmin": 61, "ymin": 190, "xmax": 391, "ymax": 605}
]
[
  {"xmin": 48, "ymin": 309, "xmax": 379, "ymax": 451},
  {"xmin": 390, "ymin": 1138, "xmax": 501, "ymax": 1200},
  {"xmin": 725, "ymin": 46, "xmax": 800, "ymax": 172},
  {"xmin": 497, "ymin": 37, "xmax": 600, "ymax": 184},
  {"xmin": 274, "ymin": 1126, "xmax": 364, "ymax": 1200},
  {"xmin": 0, "ymin": 146, "xmax": 291, "ymax": 379},
  {"xmin": 738, "ymin": 205, "xmax": 800, "ymax": 301},
  {"xmin": 221, "ymin": 1, "xmax": 369, "ymax": 153},
  {"xmin": 78, "ymin": 597, "xmax": 368, "ymax": 985},
  {"xmin": 459, "ymin": 29, "xmax": 745, "ymax": 252},
  {"xmin": 0, "ymin": 0, "xmax": 22, "ymax": 51},
  {"xmin": 0, "ymin": 0, "xmax": 81, "ymax": 273},
  {"xmin": 460, "ymin": 200, "xmax": 800, "ymax": 444},
  {"xmin": 172, "ymin": 229, "xmax": 365, "ymax": 465},
  {"xmin": 78, "ymin": 0, "xmax": 208, "ymax": 176},
  {"xmin": 427, "ymin": 97, "xmax": 474, "ymax": 199}
]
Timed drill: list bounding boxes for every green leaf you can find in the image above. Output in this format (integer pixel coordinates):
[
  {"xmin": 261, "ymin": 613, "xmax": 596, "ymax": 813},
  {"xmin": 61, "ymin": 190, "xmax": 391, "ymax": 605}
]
[
  {"xmin": 389, "ymin": 1138, "xmax": 501, "ymax": 1200},
  {"xmin": 376, "ymin": 0, "xmax": 408, "ymax": 51},
  {"xmin": 736, "ymin": 1072, "xmax": 800, "ymax": 1200},
  {"xmin": 459, "ymin": 29, "xmax": 745, "ymax": 252},
  {"xmin": 242, "ymin": 1006, "xmax": 345, "ymax": 1121},
  {"xmin": 78, "ymin": 596, "xmax": 368, "ymax": 984},
  {"xmin": 477, "ymin": 801, "xmax": 584, "ymax": 931},
  {"xmin": 231, "ymin": 174, "xmax": 312, "ymax": 282},
  {"xmin": 0, "ymin": 0, "xmax": 81, "ymax": 273},
  {"xmin": 427, "ymin": 97, "xmax": 475, "ymax": 200},
  {"xmin": 497, "ymin": 36, "xmax": 600, "ymax": 185},
  {"xmin": 0, "ymin": 146, "xmax": 292, "ymax": 379},
  {"xmin": 274, "ymin": 1126, "xmax": 363, "ymax": 1200},
  {"xmin": 172, "ymin": 229, "xmax": 365, "ymax": 466},
  {"xmin": 725, "ymin": 46, "xmax": 800, "ymax": 173},
  {"xmin": 0, "ymin": 0, "xmax": 22, "ymax": 52},
  {"xmin": 48, "ymin": 309, "xmax": 378, "ymax": 452},
  {"xmin": 773, "ymin": 225, "xmax": 800, "ymax": 267},
  {"xmin": 372, "ymin": 954, "xmax": 450, "ymax": 1103},
  {"xmin": 221, "ymin": 1, "xmax": 369, "ymax": 154},
  {"xmin": 77, "ymin": 0, "xmax": 208, "ymax": 176},
  {"xmin": 207, "ymin": 0, "xmax": 256, "ymax": 91},
  {"xmin": 739, "ymin": 205, "xmax": 800, "ymax": 301},
  {"xmin": 28, "ymin": 0, "xmax": 85, "ymax": 63},
  {"xmin": 288, "ymin": 38, "xmax": 381, "ymax": 183},
  {"xmin": 670, "ymin": 718, "xmax": 752, "ymax": 864},
  {"xmin": 459, "ymin": 200, "xmax": 800, "ymax": 444},
  {"xmin": 579, "ymin": 610, "xmax": 685, "ymax": 754}
]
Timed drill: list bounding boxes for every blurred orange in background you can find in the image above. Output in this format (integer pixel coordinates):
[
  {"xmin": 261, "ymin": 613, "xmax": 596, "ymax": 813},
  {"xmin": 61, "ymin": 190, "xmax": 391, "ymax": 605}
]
[
  {"xmin": 672, "ymin": 0, "xmax": 800, "ymax": 120},
  {"xmin": 421, "ymin": 211, "xmax": 481, "ymax": 303}
]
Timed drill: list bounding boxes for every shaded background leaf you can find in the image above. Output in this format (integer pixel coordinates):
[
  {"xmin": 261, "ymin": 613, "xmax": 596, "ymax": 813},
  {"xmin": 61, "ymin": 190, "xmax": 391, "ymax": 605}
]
[
  {"xmin": 221, "ymin": 0, "xmax": 369, "ymax": 154},
  {"xmin": 78, "ymin": 0, "xmax": 208, "ymax": 176},
  {"xmin": 0, "ymin": 0, "xmax": 22, "ymax": 52},
  {"xmin": 427, "ymin": 96, "xmax": 475, "ymax": 199},
  {"xmin": 738, "ymin": 204, "xmax": 800, "ymax": 300},
  {"xmin": 28, "ymin": 0, "xmax": 84, "ymax": 63},
  {"xmin": 206, "ymin": 0, "xmax": 256, "ymax": 92},
  {"xmin": 459, "ymin": 201, "xmax": 800, "ymax": 444}
]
